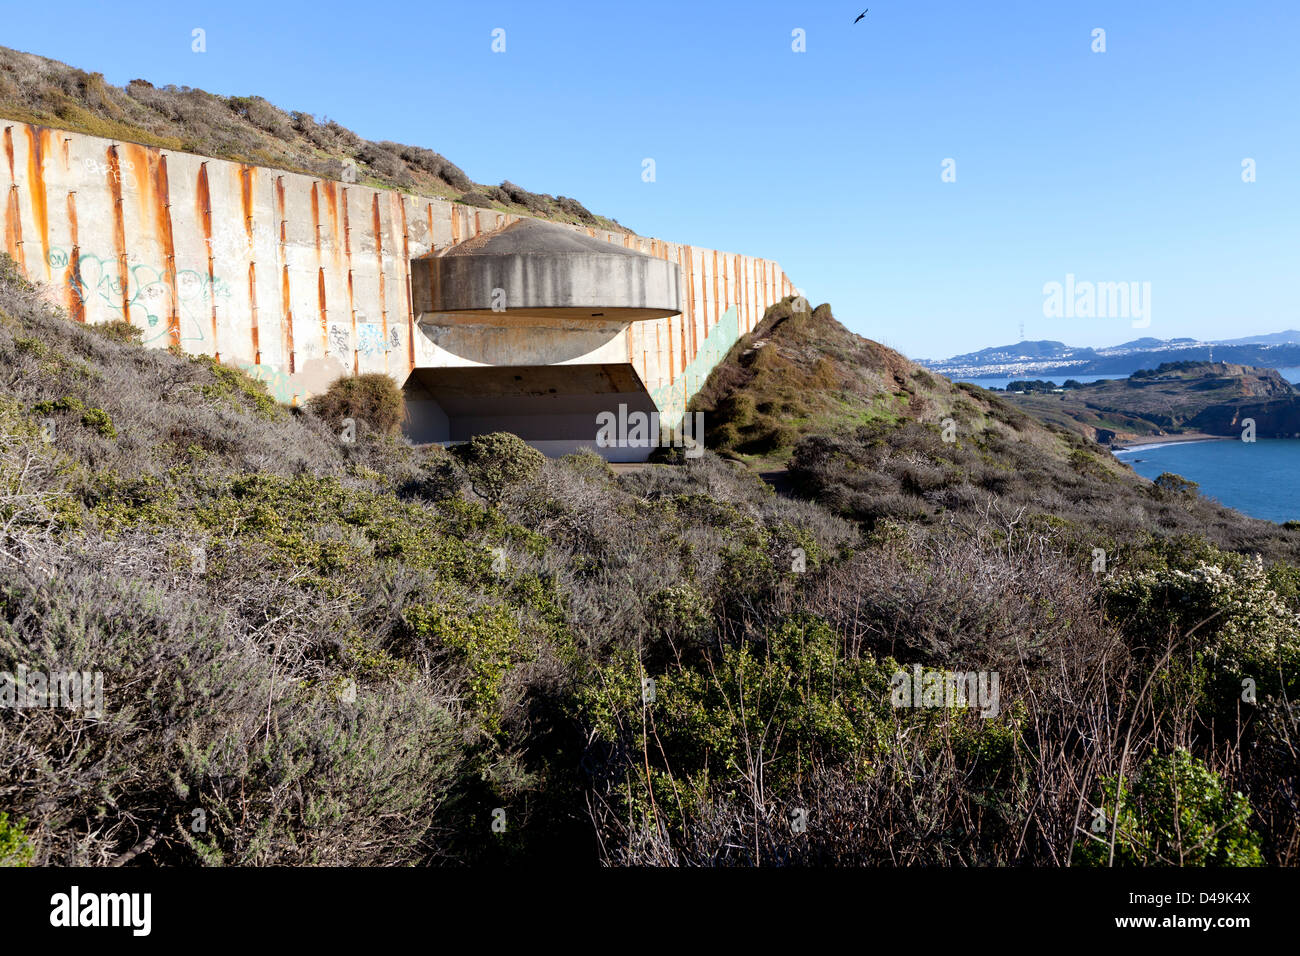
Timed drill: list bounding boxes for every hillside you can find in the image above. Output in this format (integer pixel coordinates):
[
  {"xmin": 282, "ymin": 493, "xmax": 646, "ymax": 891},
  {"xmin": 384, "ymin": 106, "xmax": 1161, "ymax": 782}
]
[
  {"xmin": 0, "ymin": 44, "xmax": 627, "ymax": 232},
  {"xmin": 2, "ymin": 266, "xmax": 1298, "ymax": 868},
  {"xmin": 1002, "ymin": 361, "xmax": 1300, "ymax": 445},
  {"xmin": 690, "ymin": 301, "xmax": 1099, "ymax": 470}
]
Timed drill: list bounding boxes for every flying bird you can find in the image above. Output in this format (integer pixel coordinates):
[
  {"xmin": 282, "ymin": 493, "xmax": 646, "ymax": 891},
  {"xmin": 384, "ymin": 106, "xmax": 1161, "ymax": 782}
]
[{"xmin": 854, "ymin": 9, "xmax": 868, "ymax": 23}]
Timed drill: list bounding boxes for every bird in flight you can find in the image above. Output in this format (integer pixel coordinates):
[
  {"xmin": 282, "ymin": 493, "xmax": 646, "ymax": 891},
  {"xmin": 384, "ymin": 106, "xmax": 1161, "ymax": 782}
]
[{"xmin": 854, "ymin": 8, "xmax": 868, "ymax": 23}]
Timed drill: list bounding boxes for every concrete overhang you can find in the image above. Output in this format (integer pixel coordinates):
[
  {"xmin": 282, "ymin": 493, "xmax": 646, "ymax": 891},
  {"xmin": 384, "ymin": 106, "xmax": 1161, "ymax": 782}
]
[
  {"xmin": 403, "ymin": 363, "xmax": 659, "ymax": 460},
  {"xmin": 410, "ymin": 218, "xmax": 680, "ymax": 322}
]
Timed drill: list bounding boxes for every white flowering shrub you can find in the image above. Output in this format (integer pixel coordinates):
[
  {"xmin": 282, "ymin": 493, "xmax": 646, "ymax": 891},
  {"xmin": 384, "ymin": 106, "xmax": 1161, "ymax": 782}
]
[{"xmin": 1106, "ymin": 556, "xmax": 1300, "ymax": 708}]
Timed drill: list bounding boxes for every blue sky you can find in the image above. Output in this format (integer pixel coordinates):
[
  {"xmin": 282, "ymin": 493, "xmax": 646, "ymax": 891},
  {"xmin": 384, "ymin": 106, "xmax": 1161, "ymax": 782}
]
[{"xmin": 3, "ymin": 0, "xmax": 1297, "ymax": 359}]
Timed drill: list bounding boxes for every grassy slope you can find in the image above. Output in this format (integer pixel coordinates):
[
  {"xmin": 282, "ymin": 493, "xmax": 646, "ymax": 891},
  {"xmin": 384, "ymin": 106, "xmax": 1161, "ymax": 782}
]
[
  {"xmin": 0, "ymin": 44, "xmax": 628, "ymax": 233},
  {"xmin": 690, "ymin": 297, "xmax": 1128, "ymax": 477}
]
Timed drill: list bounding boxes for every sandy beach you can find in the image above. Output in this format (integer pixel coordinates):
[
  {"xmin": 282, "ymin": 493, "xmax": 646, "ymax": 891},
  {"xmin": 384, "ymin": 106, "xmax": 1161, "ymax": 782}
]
[{"xmin": 1109, "ymin": 433, "xmax": 1231, "ymax": 453}]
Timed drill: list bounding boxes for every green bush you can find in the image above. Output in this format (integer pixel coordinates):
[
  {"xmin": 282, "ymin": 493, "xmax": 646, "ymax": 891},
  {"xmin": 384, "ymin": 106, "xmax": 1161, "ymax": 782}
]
[
  {"xmin": 195, "ymin": 357, "xmax": 282, "ymax": 419},
  {"xmin": 30, "ymin": 396, "xmax": 116, "ymax": 437},
  {"xmin": 308, "ymin": 372, "xmax": 405, "ymax": 436},
  {"xmin": 0, "ymin": 812, "xmax": 33, "ymax": 866},
  {"xmin": 401, "ymin": 444, "xmax": 465, "ymax": 501},
  {"xmin": 1152, "ymin": 472, "xmax": 1199, "ymax": 499},
  {"xmin": 1077, "ymin": 749, "xmax": 1263, "ymax": 866},
  {"xmin": 90, "ymin": 319, "xmax": 143, "ymax": 344},
  {"xmin": 0, "ymin": 253, "xmax": 31, "ymax": 292},
  {"xmin": 559, "ymin": 448, "xmax": 613, "ymax": 482},
  {"xmin": 403, "ymin": 602, "xmax": 528, "ymax": 734},
  {"xmin": 452, "ymin": 432, "xmax": 544, "ymax": 505}
]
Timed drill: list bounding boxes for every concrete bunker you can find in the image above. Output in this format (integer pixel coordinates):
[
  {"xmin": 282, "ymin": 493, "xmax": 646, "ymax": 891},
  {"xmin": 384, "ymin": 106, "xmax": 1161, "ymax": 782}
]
[{"xmin": 405, "ymin": 219, "xmax": 681, "ymax": 459}]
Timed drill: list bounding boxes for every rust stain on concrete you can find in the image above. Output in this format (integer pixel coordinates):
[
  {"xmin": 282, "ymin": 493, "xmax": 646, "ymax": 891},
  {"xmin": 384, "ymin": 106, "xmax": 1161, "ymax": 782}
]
[
  {"xmin": 372, "ymin": 192, "xmax": 388, "ymax": 373},
  {"xmin": 239, "ymin": 164, "xmax": 260, "ymax": 362},
  {"xmin": 310, "ymin": 181, "xmax": 321, "ymax": 256},
  {"xmin": 196, "ymin": 162, "xmax": 220, "ymax": 359},
  {"xmin": 151, "ymin": 151, "xmax": 181, "ymax": 348},
  {"xmin": 347, "ymin": 268, "xmax": 358, "ymax": 374},
  {"xmin": 65, "ymin": 190, "xmax": 83, "ymax": 322},
  {"xmin": 238, "ymin": 164, "xmax": 256, "ymax": 240},
  {"xmin": 4, "ymin": 187, "xmax": 22, "ymax": 274},
  {"xmin": 399, "ymin": 195, "xmax": 415, "ymax": 371},
  {"xmin": 341, "ymin": 187, "xmax": 357, "ymax": 373},
  {"xmin": 105, "ymin": 146, "xmax": 131, "ymax": 323},
  {"xmin": 317, "ymin": 268, "xmax": 328, "ymax": 355},
  {"xmin": 24, "ymin": 126, "xmax": 51, "ymax": 279},
  {"xmin": 277, "ymin": 177, "xmax": 294, "ymax": 372},
  {"xmin": 248, "ymin": 261, "xmax": 260, "ymax": 363},
  {"xmin": 3, "ymin": 126, "xmax": 14, "ymax": 182}
]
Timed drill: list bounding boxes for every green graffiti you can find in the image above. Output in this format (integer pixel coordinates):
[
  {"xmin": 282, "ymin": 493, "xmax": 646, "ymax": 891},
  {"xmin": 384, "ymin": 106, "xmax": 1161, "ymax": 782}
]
[
  {"xmin": 651, "ymin": 305, "xmax": 739, "ymax": 429},
  {"xmin": 240, "ymin": 363, "xmax": 301, "ymax": 406},
  {"xmin": 52, "ymin": 247, "xmax": 230, "ymax": 345}
]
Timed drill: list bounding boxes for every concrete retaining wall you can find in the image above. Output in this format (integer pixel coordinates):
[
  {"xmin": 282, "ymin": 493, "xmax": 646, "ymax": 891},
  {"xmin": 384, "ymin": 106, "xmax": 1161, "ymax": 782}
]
[{"xmin": 0, "ymin": 119, "xmax": 795, "ymax": 425}]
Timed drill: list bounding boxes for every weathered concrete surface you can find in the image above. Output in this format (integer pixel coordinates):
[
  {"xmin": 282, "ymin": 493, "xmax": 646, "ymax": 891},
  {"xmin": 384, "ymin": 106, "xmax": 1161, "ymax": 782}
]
[
  {"xmin": 412, "ymin": 218, "xmax": 680, "ymax": 319},
  {"xmin": 0, "ymin": 117, "xmax": 797, "ymax": 444}
]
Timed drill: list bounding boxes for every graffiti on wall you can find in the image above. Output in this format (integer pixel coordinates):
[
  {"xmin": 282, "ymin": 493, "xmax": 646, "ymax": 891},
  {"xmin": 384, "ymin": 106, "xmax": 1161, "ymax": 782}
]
[
  {"xmin": 240, "ymin": 363, "xmax": 299, "ymax": 405},
  {"xmin": 357, "ymin": 321, "xmax": 401, "ymax": 356},
  {"xmin": 52, "ymin": 246, "xmax": 231, "ymax": 345}
]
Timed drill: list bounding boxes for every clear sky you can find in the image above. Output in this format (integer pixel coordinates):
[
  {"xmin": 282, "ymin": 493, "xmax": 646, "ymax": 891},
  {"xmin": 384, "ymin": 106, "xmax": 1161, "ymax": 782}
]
[{"xmin": 3, "ymin": 0, "xmax": 1297, "ymax": 359}]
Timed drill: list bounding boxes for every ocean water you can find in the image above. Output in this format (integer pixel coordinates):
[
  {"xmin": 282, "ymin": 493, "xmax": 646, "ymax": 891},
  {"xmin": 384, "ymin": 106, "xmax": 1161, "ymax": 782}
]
[
  {"xmin": 955, "ymin": 368, "xmax": 1300, "ymax": 391},
  {"xmin": 1113, "ymin": 439, "xmax": 1300, "ymax": 524},
  {"xmin": 952, "ymin": 373, "xmax": 1118, "ymax": 391}
]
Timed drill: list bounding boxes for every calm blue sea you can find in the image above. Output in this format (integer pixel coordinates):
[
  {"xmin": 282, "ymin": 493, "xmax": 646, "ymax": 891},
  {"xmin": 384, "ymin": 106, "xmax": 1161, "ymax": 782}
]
[
  {"xmin": 1113, "ymin": 439, "xmax": 1300, "ymax": 524},
  {"xmin": 952, "ymin": 373, "xmax": 1118, "ymax": 390}
]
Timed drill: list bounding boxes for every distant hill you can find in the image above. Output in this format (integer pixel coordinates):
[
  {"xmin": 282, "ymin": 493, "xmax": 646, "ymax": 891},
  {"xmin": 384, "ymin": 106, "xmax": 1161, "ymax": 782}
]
[
  {"xmin": 925, "ymin": 332, "xmax": 1300, "ymax": 378},
  {"xmin": 1215, "ymin": 330, "xmax": 1300, "ymax": 346},
  {"xmin": 1110, "ymin": 336, "xmax": 1197, "ymax": 350},
  {"xmin": 939, "ymin": 340, "xmax": 1093, "ymax": 366},
  {"xmin": 0, "ymin": 44, "xmax": 628, "ymax": 233}
]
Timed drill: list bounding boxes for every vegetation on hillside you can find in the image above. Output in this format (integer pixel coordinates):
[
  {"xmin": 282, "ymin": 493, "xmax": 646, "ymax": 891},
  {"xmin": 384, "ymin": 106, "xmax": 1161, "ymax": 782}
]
[
  {"xmin": 0, "ymin": 44, "xmax": 627, "ymax": 233},
  {"xmin": 2, "ymin": 273, "xmax": 1297, "ymax": 866}
]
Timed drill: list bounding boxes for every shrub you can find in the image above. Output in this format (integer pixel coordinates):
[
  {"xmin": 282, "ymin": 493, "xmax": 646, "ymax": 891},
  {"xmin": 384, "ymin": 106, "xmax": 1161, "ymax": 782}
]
[
  {"xmin": 1076, "ymin": 749, "xmax": 1263, "ymax": 866},
  {"xmin": 400, "ymin": 444, "xmax": 465, "ymax": 501},
  {"xmin": 559, "ymin": 448, "xmax": 613, "ymax": 482},
  {"xmin": 30, "ymin": 396, "xmax": 116, "ymax": 437},
  {"xmin": 307, "ymin": 373, "xmax": 404, "ymax": 436},
  {"xmin": 89, "ymin": 319, "xmax": 142, "ymax": 344},
  {"xmin": 452, "ymin": 432, "xmax": 544, "ymax": 505},
  {"xmin": 0, "ymin": 253, "xmax": 31, "ymax": 292},
  {"xmin": 0, "ymin": 812, "xmax": 33, "ymax": 866},
  {"xmin": 402, "ymin": 602, "xmax": 528, "ymax": 734},
  {"xmin": 1152, "ymin": 472, "xmax": 1199, "ymax": 499},
  {"xmin": 1104, "ymin": 555, "xmax": 1300, "ymax": 715}
]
